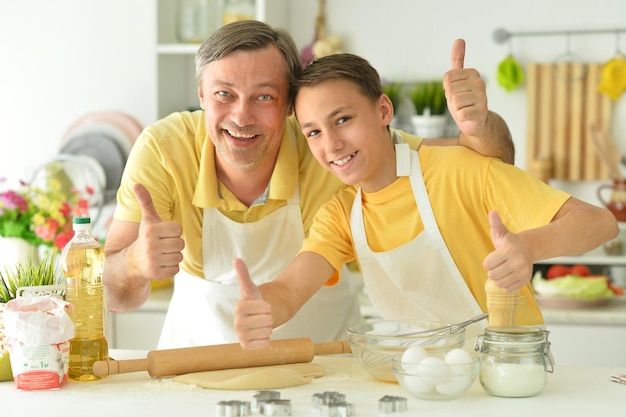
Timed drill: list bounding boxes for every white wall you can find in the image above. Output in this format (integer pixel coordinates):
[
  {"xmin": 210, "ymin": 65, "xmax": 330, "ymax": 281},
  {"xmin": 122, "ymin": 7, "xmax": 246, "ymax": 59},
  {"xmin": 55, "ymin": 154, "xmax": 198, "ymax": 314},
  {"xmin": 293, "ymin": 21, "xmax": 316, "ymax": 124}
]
[
  {"xmin": 1, "ymin": 0, "xmax": 625, "ymax": 205},
  {"xmin": 0, "ymin": 0, "xmax": 155, "ymax": 188},
  {"xmin": 289, "ymin": 0, "xmax": 626, "ymax": 203}
]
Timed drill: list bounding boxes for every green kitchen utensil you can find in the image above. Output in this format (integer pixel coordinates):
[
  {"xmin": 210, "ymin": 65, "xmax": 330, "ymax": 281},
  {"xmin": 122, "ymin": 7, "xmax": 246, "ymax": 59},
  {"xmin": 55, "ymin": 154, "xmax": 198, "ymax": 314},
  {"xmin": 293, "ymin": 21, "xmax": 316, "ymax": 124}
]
[{"xmin": 497, "ymin": 55, "xmax": 525, "ymax": 92}]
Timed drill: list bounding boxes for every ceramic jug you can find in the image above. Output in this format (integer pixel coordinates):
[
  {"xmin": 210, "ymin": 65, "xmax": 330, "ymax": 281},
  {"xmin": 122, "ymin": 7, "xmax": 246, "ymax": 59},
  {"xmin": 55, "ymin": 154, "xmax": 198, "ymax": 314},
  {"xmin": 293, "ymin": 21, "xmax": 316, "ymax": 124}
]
[{"xmin": 597, "ymin": 179, "xmax": 626, "ymax": 222}]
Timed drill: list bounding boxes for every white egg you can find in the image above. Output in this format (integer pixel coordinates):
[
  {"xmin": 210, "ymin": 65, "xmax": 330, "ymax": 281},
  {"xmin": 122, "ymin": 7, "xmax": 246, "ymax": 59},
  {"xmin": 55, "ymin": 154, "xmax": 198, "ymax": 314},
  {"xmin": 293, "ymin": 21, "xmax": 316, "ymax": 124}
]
[
  {"xmin": 416, "ymin": 356, "xmax": 451, "ymax": 384},
  {"xmin": 401, "ymin": 346, "xmax": 428, "ymax": 364},
  {"xmin": 435, "ymin": 368, "xmax": 473, "ymax": 396},
  {"xmin": 402, "ymin": 374, "xmax": 435, "ymax": 394},
  {"xmin": 444, "ymin": 348, "xmax": 473, "ymax": 366}
]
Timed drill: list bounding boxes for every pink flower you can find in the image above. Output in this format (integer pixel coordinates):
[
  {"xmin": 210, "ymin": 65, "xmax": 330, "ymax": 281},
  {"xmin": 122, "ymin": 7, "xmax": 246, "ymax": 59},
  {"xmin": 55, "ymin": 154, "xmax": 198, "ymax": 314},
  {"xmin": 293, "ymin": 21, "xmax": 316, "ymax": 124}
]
[
  {"xmin": 54, "ymin": 230, "xmax": 75, "ymax": 250},
  {"xmin": 1, "ymin": 178, "xmax": 92, "ymax": 248}
]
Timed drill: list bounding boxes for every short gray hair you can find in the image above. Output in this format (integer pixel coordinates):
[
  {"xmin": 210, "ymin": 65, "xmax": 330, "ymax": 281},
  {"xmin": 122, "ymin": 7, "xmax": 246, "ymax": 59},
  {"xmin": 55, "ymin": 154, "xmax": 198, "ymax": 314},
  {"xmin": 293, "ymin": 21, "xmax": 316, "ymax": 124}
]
[{"xmin": 195, "ymin": 20, "xmax": 302, "ymax": 105}]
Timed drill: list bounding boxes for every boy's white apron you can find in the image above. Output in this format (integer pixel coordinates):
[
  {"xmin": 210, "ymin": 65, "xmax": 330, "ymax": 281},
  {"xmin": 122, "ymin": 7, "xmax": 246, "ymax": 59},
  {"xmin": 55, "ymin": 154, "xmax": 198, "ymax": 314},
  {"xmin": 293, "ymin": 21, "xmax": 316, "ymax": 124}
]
[
  {"xmin": 351, "ymin": 141, "xmax": 485, "ymax": 337},
  {"xmin": 158, "ymin": 187, "xmax": 362, "ymax": 349}
]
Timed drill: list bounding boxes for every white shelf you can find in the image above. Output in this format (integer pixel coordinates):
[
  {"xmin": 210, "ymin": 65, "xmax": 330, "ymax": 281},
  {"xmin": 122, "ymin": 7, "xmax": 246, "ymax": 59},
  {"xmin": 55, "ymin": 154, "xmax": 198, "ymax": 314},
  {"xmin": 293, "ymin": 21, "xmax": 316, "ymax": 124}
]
[
  {"xmin": 535, "ymin": 246, "xmax": 626, "ymax": 266},
  {"xmin": 157, "ymin": 43, "xmax": 200, "ymax": 55},
  {"xmin": 155, "ymin": 0, "xmax": 291, "ymax": 120},
  {"xmin": 536, "ymin": 223, "xmax": 625, "ymax": 266}
]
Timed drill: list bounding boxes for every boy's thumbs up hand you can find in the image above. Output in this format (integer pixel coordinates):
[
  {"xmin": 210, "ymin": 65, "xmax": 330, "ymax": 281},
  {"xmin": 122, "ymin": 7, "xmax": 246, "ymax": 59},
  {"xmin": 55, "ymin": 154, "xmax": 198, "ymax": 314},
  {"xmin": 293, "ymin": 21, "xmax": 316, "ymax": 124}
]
[
  {"xmin": 131, "ymin": 184, "xmax": 184, "ymax": 281},
  {"xmin": 483, "ymin": 211, "xmax": 532, "ymax": 292},
  {"xmin": 234, "ymin": 258, "xmax": 262, "ymax": 301},
  {"xmin": 234, "ymin": 258, "xmax": 273, "ymax": 350},
  {"xmin": 488, "ymin": 210, "xmax": 509, "ymax": 250}
]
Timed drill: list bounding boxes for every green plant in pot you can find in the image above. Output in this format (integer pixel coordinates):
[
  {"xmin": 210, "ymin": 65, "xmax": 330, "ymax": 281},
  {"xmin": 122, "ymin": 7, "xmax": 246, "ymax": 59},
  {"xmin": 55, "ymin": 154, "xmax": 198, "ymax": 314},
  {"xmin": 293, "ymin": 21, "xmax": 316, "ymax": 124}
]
[
  {"xmin": 381, "ymin": 81, "xmax": 404, "ymax": 128},
  {"xmin": 409, "ymin": 80, "xmax": 448, "ymax": 138},
  {"xmin": 382, "ymin": 81, "xmax": 403, "ymax": 111},
  {"xmin": 0, "ymin": 251, "xmax": 64, "ymax": 381}
]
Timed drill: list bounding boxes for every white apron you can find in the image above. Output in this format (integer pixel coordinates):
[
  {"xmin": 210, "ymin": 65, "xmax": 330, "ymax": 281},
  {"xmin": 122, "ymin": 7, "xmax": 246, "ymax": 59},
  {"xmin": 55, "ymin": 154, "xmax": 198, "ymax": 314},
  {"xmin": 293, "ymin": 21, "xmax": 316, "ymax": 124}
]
[
  {"xmin": 158, "ymin": 176, "xmax": 361, "ymax": 349},
  {"xmin": 351, "ymin": 140, "xmax": 485, "ymax": 338}
]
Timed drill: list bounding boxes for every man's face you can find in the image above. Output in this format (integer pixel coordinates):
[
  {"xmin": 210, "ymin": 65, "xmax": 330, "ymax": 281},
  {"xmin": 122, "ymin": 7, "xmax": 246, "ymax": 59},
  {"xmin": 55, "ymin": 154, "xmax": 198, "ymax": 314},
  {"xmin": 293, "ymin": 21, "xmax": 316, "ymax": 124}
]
[
  {"xmin": 296, "ymin": 79, "xmax": 394, "ymax": 191},
  {"xmin": 198, "ymin": 45, "xmax": 292, "ymax": 172}
]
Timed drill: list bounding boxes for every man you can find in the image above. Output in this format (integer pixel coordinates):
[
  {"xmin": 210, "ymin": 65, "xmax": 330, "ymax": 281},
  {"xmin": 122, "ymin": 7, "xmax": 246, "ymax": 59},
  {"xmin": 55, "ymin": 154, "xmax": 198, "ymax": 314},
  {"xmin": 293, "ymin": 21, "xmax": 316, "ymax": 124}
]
[{"xmin": 102, "ymin": 20, "xmax": 514, "ymax": 349}]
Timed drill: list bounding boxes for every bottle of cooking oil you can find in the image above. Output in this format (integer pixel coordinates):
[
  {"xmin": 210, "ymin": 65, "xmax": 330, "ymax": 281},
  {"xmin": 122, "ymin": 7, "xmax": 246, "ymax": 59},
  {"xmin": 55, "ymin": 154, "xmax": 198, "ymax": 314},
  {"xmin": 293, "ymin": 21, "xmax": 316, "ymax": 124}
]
[{"xmin": 61, "ymin": 216, "xmax": 109, "ymax": 381}]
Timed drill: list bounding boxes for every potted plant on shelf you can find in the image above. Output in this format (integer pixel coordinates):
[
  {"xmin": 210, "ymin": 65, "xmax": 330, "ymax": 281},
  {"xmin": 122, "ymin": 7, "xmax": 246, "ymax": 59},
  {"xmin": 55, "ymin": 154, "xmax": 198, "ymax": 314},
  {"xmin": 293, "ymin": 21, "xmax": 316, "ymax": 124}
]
[
  {"xmin": 381, "ymin": 80, "xmax": 405, "ymax": 129},
  {"xmin": 409, "ymin": 80, "xmax": 448, "ymax": 138}
]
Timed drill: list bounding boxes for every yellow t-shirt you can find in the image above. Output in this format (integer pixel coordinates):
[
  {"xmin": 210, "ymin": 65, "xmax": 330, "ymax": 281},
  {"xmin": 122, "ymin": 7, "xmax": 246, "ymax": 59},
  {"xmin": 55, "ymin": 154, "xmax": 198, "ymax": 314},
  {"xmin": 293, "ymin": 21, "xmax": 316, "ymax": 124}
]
[
  {"xmin": 113, "ymin": 111, "xmax": 348, "ymax": 278},
  {"xmin": 302, "ymin": 133, "xmax": 571, "ymax": 325}
]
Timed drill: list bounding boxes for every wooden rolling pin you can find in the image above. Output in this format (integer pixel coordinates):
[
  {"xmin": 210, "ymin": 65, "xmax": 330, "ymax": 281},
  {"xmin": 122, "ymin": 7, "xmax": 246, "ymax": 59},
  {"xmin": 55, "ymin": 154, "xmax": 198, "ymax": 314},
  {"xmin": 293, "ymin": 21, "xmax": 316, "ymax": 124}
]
[{"xmin": 92, "ymin": 338, "xmax": 351, "ymax": 377}]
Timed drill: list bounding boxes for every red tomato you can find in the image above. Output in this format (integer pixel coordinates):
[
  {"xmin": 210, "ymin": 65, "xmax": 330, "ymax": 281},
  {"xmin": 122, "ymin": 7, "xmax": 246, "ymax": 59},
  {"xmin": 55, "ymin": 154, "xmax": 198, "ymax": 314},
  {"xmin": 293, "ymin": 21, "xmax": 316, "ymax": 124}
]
[
  {"xmin": 546, "ymin": 265, "xmax": 570, "ymax": 279},
  {"xmin": 570, "ymin": 264, "xmax": 591, "ymax": 277},
  {"xmin": 607, "ymin": 280, "xmax": 625, "ymax": 296}
]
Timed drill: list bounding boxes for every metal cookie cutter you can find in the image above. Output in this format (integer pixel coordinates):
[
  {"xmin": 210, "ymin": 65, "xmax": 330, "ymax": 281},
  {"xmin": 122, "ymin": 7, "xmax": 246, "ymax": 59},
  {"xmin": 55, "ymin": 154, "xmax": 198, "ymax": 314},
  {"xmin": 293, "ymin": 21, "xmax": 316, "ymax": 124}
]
[
  {"xmin": 320, "ymin": 402, "xmax": 355, "ymax": 417},
  {"xmin": 216, "ymin": 400, "xmax": 251, "ymax": 417},
  {"xmin": 251, "ymin": 391, "xmax": 291, "ymax": 416},
  {"xmin": 312, "ymin": 391, "xmax": 355, "ymax": 417},
  {"xmin": 311, "ymin": 391, "xmax": 346, "ymax": 408},
  {"xmin": 252, "ymin": 391, "xmax": 281, "ymax": 413},
  {"xmin": 378, "ymin": 395, "xmax": 407, "ymax": 414},
  {"xmin": 259, "ymin": 399, "xmax": 292, "ymax": 416}
]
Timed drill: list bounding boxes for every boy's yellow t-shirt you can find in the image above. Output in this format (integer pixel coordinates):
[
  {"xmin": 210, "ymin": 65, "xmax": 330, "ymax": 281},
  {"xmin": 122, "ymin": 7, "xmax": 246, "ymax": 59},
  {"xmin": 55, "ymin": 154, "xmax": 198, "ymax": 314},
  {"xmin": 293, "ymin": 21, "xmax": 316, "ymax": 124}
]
[{"xmin": 303, "ymin": 136, "xmax": 571, "ymax": 325}]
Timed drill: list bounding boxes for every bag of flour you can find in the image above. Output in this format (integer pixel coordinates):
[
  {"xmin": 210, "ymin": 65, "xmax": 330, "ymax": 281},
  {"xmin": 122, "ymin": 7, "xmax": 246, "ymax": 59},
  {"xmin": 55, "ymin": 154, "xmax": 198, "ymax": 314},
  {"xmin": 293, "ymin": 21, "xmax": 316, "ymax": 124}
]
[{"xmin": 4, "ymin": 295, "xmax": 75, "ymax": 390}]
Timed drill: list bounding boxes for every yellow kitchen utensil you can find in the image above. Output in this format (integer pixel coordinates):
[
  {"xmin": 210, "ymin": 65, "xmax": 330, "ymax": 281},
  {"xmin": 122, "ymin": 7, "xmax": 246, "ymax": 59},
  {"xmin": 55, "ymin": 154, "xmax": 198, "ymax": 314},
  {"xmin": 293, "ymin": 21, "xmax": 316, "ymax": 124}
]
[{"xmin": 598, "ymin": 56, "xmax": 626, "ymax": 100}]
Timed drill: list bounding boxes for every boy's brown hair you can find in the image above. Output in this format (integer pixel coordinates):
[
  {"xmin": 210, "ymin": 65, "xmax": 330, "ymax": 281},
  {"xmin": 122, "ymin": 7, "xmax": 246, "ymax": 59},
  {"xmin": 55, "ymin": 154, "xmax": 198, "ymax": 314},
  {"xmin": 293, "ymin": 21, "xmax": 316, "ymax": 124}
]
[{"xmin": 296, "ymin": 53, "xmax": 384, "ymax": 104}]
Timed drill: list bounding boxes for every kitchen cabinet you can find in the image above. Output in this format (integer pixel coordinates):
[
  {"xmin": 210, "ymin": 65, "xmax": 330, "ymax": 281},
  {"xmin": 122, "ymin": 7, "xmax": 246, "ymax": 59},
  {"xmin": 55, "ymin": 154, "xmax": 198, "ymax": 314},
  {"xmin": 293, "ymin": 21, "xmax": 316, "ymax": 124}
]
[
  {"xmin": 155, "ymin": 0, "xmax": 290, "ymax": 119},
  {"xmin": 107, "ymin": 288, "xmax": 172, "ymax": 350},
  {"xmin": 540, "ymin": 297, "xmax": 626, "ymax": 367},
  {"xmin": 545, "ymin": 322, "xmax": 626, "ymax": 367}
]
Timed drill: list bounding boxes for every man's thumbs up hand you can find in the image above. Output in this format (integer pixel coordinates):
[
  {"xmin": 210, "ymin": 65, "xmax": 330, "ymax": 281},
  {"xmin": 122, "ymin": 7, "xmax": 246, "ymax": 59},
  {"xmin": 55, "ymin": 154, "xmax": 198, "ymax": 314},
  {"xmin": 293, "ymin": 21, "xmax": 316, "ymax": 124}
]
[
  {"xmin": 131, "ymin": 184, "xmax": 184, "ymax": 280},
  {"xmin": 135, "ymin": 183, "xmax": 162, "ymax": 224},
  {"xmin": 444, "ymin": 38, "xmax": 488, "ymax": 138},
  {"xmin": 234, "ymin": 258, "xmax": 273, "ymax": 350}
]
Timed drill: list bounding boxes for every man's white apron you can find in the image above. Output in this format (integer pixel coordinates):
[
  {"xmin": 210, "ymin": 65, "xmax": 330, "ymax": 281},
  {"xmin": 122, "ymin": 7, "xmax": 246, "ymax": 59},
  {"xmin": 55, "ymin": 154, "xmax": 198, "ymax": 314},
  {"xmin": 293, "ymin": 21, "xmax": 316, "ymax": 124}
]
[{"xmin": 158, "ymin": 182, "xmax": 361, "ymax": 349}]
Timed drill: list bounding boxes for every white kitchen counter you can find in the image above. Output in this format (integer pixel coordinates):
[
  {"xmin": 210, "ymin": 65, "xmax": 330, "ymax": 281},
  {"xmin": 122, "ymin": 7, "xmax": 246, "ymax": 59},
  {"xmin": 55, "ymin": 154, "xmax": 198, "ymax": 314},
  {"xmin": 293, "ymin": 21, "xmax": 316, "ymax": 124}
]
[
  {"xmin": 2, "ymin": 350, "xmax": 624, "ymax": 417},
  {"xmin": 111, "ymin": 281, "xmax": 626, "ymax": 367},
  {"xmin": 541, "ymin": 295, "xmax": 626, "ymax": 325},
  {"xmin": 131, "ymin": 270, "xmax": 626, "ymax": 326}
]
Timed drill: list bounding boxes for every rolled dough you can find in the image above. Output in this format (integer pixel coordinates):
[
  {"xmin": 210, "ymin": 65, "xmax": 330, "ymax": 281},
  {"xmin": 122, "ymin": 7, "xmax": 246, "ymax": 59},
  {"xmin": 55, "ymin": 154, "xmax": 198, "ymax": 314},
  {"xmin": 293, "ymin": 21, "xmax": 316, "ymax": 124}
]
[{"xmin": 173, "ymin": 362, "xmax": 326, "ymax": 390}]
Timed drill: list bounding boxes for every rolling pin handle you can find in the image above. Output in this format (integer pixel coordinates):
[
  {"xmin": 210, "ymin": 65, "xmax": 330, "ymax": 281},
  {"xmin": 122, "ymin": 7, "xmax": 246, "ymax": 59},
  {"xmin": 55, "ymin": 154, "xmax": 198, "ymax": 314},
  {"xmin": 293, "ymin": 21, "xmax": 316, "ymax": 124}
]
[{"xmin": 92, "ymin": 358, "xmax": 150, "ymax": 376}]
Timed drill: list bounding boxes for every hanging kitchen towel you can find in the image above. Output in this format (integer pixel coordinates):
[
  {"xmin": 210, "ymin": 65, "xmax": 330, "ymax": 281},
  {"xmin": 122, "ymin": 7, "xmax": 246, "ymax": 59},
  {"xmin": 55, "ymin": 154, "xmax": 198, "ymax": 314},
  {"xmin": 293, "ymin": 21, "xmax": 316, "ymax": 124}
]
[{"xmin": 526, "ymin": 62, "xmax": 614, "ymax": 181}]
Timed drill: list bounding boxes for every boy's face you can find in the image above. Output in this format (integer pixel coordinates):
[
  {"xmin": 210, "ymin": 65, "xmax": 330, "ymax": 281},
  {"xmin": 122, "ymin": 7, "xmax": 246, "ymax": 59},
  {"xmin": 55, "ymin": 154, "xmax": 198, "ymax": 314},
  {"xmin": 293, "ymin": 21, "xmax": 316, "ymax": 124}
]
[{"xmin": 295, "ymin": 79, "xmax": 396, "ymax": 191}]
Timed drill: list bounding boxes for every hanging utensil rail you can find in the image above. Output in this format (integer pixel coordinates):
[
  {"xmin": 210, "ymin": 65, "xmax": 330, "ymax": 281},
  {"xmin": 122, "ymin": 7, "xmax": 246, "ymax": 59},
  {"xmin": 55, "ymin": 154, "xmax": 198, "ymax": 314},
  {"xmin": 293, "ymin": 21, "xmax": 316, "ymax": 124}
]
[{"xmin": 493, "ymin": 27, "xmax": 626, "ymax": 44}]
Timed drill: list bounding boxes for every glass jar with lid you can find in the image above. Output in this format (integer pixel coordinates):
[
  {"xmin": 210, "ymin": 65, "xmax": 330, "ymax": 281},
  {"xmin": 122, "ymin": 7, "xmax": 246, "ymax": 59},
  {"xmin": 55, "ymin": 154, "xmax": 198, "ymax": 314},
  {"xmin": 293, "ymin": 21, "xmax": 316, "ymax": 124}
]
[
  {"xmin": 474, "ymin": 326, "xmax": 554, "ymax": 398},
  {"xmin": 222, "ymin": 0, "xmax": 255, "ymax": 25},
  {"xmin": 177, "ymin": 0, "xmax": 217, "ymax": 43}
]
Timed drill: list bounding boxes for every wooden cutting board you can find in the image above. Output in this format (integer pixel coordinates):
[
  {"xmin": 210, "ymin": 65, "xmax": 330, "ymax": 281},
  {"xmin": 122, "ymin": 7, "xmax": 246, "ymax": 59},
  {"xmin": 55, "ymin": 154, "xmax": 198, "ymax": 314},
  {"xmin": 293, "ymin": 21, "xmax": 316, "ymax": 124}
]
[{"xmin": 526, "ymin": 62, "xmax": 613, "ymax": 181}]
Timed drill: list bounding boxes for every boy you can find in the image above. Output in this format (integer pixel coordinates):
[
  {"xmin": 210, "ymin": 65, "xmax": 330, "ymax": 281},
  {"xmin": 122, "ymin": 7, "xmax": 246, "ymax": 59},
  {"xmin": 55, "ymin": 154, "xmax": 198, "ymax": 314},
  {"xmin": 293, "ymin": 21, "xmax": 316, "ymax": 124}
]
[{"xmin": 234, "ymin": 51, "xmax": 618, "ymax": 349}]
